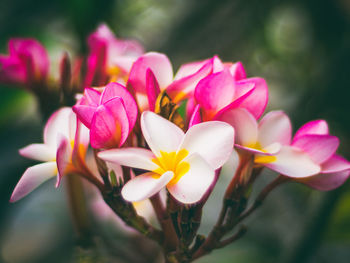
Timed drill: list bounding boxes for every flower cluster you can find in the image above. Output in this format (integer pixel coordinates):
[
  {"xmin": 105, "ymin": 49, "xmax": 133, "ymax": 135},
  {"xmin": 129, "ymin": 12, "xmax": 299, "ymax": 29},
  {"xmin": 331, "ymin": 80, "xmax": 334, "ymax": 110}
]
[{"xmin": 3, "ymin": 24, "xmax": 350, "ymax": 262}]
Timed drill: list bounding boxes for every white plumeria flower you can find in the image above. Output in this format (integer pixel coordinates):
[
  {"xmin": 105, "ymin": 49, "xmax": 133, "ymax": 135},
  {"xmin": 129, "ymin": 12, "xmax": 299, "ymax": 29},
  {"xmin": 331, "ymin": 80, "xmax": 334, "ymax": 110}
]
[
  {"xmin": 11, "ymin": 107, "xmax": 89, "ymax": 202},
  {"xmin": 98, "ymin": 111, "xmax": 235, "ymax": 204}
]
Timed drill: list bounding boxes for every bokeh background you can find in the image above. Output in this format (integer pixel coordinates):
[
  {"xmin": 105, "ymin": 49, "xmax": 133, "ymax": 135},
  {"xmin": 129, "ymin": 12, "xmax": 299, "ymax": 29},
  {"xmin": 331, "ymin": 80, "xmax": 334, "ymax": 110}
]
[{"xmin": 1, "ymin": 0, "xmax": 350, "ymax": 262}]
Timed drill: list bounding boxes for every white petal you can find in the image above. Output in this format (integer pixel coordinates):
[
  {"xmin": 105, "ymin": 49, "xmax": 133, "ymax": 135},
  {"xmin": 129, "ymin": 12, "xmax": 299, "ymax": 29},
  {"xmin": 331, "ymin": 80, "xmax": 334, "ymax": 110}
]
[
  {"xmin": 98, "ymin": 147, "xmax": 159, "ymax": 171},
  {"xmin": 260, "ymin": 146, "xmax": 321, "ymax": 178},
  {"xmin": 219, "ymin": 108, "xmax": 258, "ymax": 147},
  {"xmin": 141, "ymin": 111, "xmax": 184, "ymax": 157},
  {"xmin": 258, "ymin": 111, "xmax": 292, "ymax": 147},
  {"xmin": 10, "ymin": 162, "xmax": 57, "ymax": 202},
  {"xmin": 167, "ymin": 154, "xmax": 215, "ymax": 204},
  {"xmin": 220, "ymin": 149, "xmax": 240, "ymax": 179},
  {"xmin": 179, "ymin": 121, "xmax": 234, "ymax": 169},
  {"xmin": 19, "ymin": 144, "xmax": 56, "ymax": 162},
  {"xmin": 121, "ymin": 171, "xmax": 174, "ymax": 202}
]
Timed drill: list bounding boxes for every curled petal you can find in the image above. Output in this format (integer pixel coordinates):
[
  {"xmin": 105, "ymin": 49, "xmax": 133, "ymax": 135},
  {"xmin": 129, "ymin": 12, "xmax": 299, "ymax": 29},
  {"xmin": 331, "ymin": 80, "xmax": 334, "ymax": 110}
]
[
  {"xmin": 188, "ymin": 104, "xmax": 202, "ymax": 128},
  {"xmin": 19, "ymin": 144, "xmax": 55, "ymax": 162},
  {"xmin": 73, "ymin": 105, "xmax": 96, "ymax": 129},
  {"xmin": 146, "ymin": 69, "xmax": 160, "ymax": 111},
  {"xmin": 258, "ymin": 111, "xmax": 292, "ymax": 147},
  {"xmin": 167, "ymin": 154, "xmax": 215, "ymax": 204},
  {"xmin": 321, "ymin": 154, "xmax": 350, "ymax": 173},
  {"xmin": 98, "ymin": 147, "xmax": 159, "ymax": 171},
  {"xmin": 260, "ymin": 146, "xmax": 321, "ymax": 178},
  {"xmin": 141, "ymin": 111, "xmax": 184, "ymax": 157},
  {"xmin": 56, "ymin": 135, "xmax": 72, "ymax": 187},
  {"xmin": 229, "ymin": 61, "xmax": 246, "ymax": 80},
  {"xmin": 10, "ymin": 162, "xmax": 57, "ymax": 202},
  {"xmin": 84, "ymin": 88, "xmax": 101, "ymax": 106},
  {"xmin": 122, "ymin": 171, "xmax": 174, "ymax": 202},
  {"xmin": 128, "ymin": 52, "xmax": 173, "ymax": 93},
  {"xmin": 298, "ymin": 170, "xmax": 350, "ymax": 191},
  {"xmin": 234, "ymin": 77, "xmax": 268, "ymax": 119},
  {"xmin": 179, "ymin": 121, "xmax": 234, "ymax": 169},
  {"xmin": 293, "ymin": 120, "xmax": 329, "ymax": 141},
  {"xmin": 292, "ymin": 134, "xmax": 339, "ymax": 164},
  {"xmin": 90, "ymin": 98, "xmax": 130, "ymax": 149},
  {"xmin": 44, "ymin": 107, "xmax": 72, "ymax": 146}
]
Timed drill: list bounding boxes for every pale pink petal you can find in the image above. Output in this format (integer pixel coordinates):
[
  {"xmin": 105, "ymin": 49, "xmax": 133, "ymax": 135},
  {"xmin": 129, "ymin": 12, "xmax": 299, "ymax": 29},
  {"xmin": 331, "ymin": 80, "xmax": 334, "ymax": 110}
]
[
  {"xmin": 173, "ymin": 59, "xmax": 209, "ymax": 80},
  {"xmin": 299, "ymin": 170, "xmax": 350, "ymax": 191},
  {"xmin": 235, "ymin": 77, "xmax": 268, "ymax": 119},
  {"xmin": 293, "ymin": 120, "xmax": 329, "ymax": 141},
  {"xmin": 220, "ymin": 149, "xmax": 240, "ymax": 179},
  {"xmin": 127, "ymin": 52, "xmax": 173, "ymax": 93},
  {"xmin": 236, "ymin": 144, "xmax": 280, "ymax": 155},
  {"xmin": 56, "ymin": 135, "xmax": 72, "ymax": 187},
  {"xmin": 121, "ymin": 171, "xmax": 174, "ymax": 202},
  {"xmin": 258, "ymin": 111, "xmax": 292, "ymax": 147},
  {"xmin": 292, "ymin": 135, "xmax": 339, "ymax": 164},
  {"xmin": 321, "ymin": 154, "xmax": 350, "ymax": 173},
  {"xmin": 179, "ymin": 121, "xmax": 234, "ymax": 169},
  {"xmin": 19, "ymin": 144, "xmax": 55, "ymax": 162},
  {"xmin": 84, "ymin": 88, "xmax": 101, "ymax": 106},
  {"xmin": 229, "ymin": 61, "xmax": 246, "ymax": 80},
  {"xmin": 188, "ymin": 104, "xmax": 202, "ymax": 128},
  {"xmin": 10, "ymin": 161, "xmax": 57, "ymax": 202},
  {"xmin": 218, "ymin": 108, "xmax": 258, "ymax": 147},
  {"xmin": 260, "ymin": 146, "xmax": 321, "ymax": 178},
  {"xmin": 44, "ymin": 107, "xmax": 72, "ymax": 146},
  {"xmin": 167, "ymin": 154, "xmax": 215, "ymax": 204},
  {"xmin": 141, "ymin": 111, "xmax": 184, "ymax": 157},
  {"xmin": 98, "ymin": 147, "xmax": 159, "ymax": 171},
  {"xmin": 146, "ymin": 69, "xmax": 160, "ymax": 112},
  {"xmin": 90, "ymin": 98, "xmax": 130, "ymax": 149},
  {"xmin": 195, "ymin": 70, "xmax": 235, "ymax": 113}
]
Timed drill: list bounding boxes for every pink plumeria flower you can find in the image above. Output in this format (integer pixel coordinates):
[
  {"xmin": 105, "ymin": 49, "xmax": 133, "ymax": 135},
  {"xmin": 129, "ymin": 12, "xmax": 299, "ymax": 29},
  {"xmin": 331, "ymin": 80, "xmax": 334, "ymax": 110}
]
[
  {"xmin": 191, "ymin": 67, "xmax": 268, "ymax": 126},
  {"xmin": 0, "ymin": 38, "xmax": 49, "ymax": 86},
  {"xmin": 291, "ymin": 120, "xmax": 350, "ymax": 190},
  {"xmin": 223, "ymin": 108, "xmax": 321, "ymax": 178},
  {"xmin": 10, "ymin": 107, "xmax": 89, "ymax": 202},
  {"xmin": 73, "ymin": 82, "xmax": 138, "ymax": 149},
  {"xmin": 98, "ymin": 111, "xmax": 234, "ymax": 204},
  {"xmin": 85, "ymin": 24, "xmax": 144, "ymax": 86}
]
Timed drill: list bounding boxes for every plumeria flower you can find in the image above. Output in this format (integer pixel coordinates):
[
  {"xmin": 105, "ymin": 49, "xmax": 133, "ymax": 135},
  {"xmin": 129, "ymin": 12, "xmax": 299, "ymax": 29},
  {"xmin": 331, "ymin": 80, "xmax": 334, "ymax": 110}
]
[
  {"xmin": 10, "ymin": 107, "xmax": 89, "ymax": 202},
  {"xmin": 73, "ymin": 82, "xmax": 138, "ymax": 149},
  {"xmin": 98, "ymin": 111, "xmax": 234, "ymax": 204},
  {"xmin": 223, "ymin": 108, "xmax": 321, "ymax": 178},
  {"xmin": 0, "ymin": 38, "xmax": 49, "ymax": 86},
  {"xmin": 85, "ymin": 24, "xmax": 144, "ymax": 86},
  {"xmin": 191, "ymin": 67, "xmax": 268, "ymax": 126},
  {"xmin": 291, "ymin": 120, "xmax": 350, "ymax": 190}
]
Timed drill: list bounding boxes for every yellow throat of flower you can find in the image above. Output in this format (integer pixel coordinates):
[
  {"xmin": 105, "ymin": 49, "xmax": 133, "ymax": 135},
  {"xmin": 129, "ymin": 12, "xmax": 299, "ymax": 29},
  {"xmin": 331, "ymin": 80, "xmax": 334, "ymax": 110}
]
[{"xmin": 152, "ymin": 149, "xmax": 190, "ymax": 185}]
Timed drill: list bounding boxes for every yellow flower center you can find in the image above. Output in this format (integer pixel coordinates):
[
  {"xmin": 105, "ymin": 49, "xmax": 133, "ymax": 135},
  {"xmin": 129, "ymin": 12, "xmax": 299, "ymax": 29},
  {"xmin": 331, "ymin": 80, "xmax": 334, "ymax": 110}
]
[
  {"xmin": 152, "ymin": 149, "xmax": 190, "ymax": 185},
  {"xmin": 247, "ymin": 142, "xmax": 277, "ymax": 164}
]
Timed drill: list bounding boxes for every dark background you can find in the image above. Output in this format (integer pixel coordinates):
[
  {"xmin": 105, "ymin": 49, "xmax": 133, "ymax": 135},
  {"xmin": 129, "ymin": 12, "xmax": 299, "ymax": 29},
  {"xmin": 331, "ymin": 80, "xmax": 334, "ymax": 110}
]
[{"xmin": 0, "ymin": 0, "xmax": 350, "ymax": 262}]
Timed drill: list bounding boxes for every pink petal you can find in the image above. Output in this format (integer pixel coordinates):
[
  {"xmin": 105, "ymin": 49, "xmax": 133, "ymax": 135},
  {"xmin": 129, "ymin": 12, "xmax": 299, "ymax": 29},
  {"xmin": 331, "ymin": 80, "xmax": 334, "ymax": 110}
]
[
  {"xmin": 98, "ymin": 147, "xmax": 159, "ymax": 171},
  {"xmin": 0, "ymin": 55, "xmax": 26, "ymax": 84},
  {"xmin": 10, "ymin": 162, "xmax": 57, "ymax": 202},
  {"xmin": 188, "ymin": 104, "xmax": 202, "ymax": 128},
  {"xmin": 219, "ymin": 108, "xmax": 258, "ymax": 147},
  {"xmin": 146, "ymin": 69, "xmax": 160, "ymax": 112},
  {"xmin": 321, "ymin": 154, "xmax": 350, "ymax": 173},
  {"xmin": 195, "ymin": 69, "xmax": 235, "ymax": 114},
  {"xmin": 229, "ymin": 61, "xmax": 246, "ymax": 80},
  {"xmin": 141, "ymin": 111, "xmax": 184, "ymax": 157},
  {"xmin": 127, "ymin": 52, "xmax": 173, "ymax": 93},
  {"xmin": 234, "ymin": 77, "xmax": 268, "ymax": 119},
  {"xmin": 179, "ymin": 121, "xmax": 235, "ymax": 169},
  {"xmin": 299, "ymin": 170, "xmax": 350, "ymax": 191},
  {"xmin": 83, "ymin": 88, "xmax": 101, "ymax": 106},
  {"xmin": 260, "ymin": 146, "xmax": 321, "ymax": 178},
  {"xmin": 100, "ymin": 82, "xmax": 138, "ymax": 129},
  {"xmin": 121, "ymin": 171, "xmax": 174, "ymax": 202},
  {"xmin": 292, "ymin": 134, "xmax": 339, "ymax": 164},
  {"xmin": 90, "ymin": 98, "xmax": 130, "ymax": 149},
  {"xmin": 293, "ymin": 120, "xmax": 329, "ymax": 141},
  {"xmin": 72, "ymin": 105, "xmax": 96, "ymax": 129},
  {"xmin": 19, "ymin": 144, "xmax": 55, "ymax": 162},
  {"xmin": 56, "ymin": 135, "xmax": 71, "ymax": 187},
  {"xmin": 258, "ymin": 111, "xmax": 292, "ymax": 147},
  {"xmin": 167, "ymin": 153, "xmax": 215, "ymax": 204}
]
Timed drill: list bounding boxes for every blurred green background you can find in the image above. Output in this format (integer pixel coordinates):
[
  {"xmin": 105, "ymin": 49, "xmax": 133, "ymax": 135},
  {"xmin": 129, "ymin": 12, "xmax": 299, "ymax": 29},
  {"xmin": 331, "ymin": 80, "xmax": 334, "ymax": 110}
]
[{"xmin": 1, "ymin": 0, "xmax": 350, "ymax": 262}]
